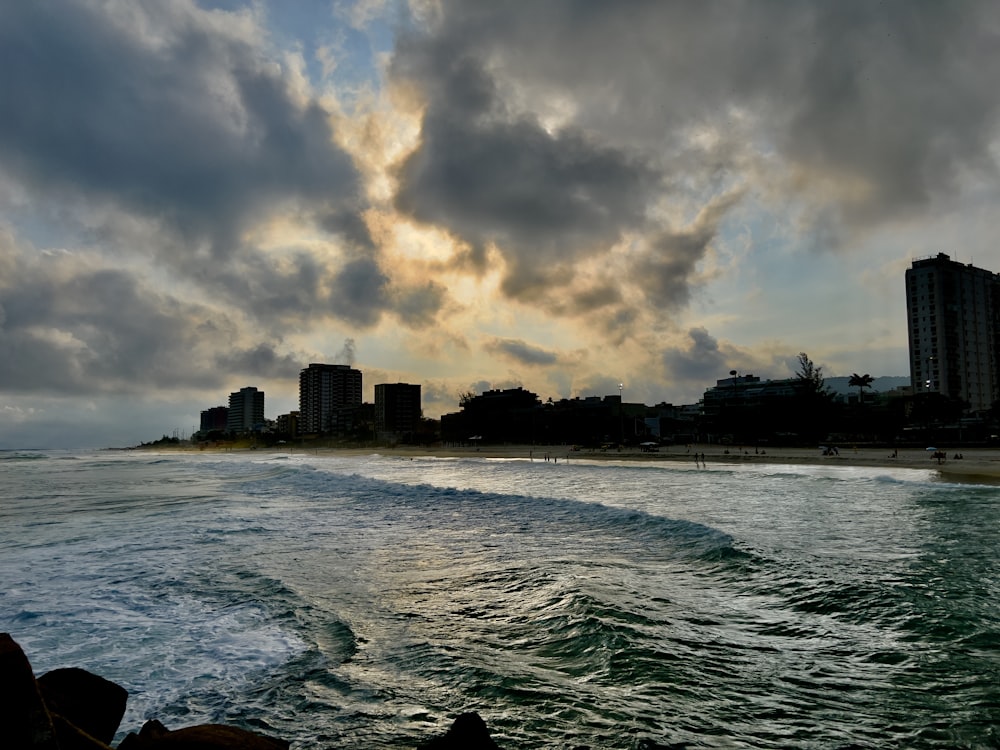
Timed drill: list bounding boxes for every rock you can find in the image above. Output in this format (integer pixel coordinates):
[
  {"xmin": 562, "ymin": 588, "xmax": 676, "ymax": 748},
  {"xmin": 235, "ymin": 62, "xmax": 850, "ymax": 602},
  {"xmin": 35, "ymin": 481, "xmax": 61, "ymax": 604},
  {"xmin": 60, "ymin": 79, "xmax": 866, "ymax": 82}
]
[
  {"xmin": 118, "ymin": 719, "xmax": 290, "ymax": 750},
  {"xmin": 418, "ymin": 712, "xmax": 501, "ymax": 750},
  {"xmin": 50, "ymin": 712, "xmax": 114, "ymax": 750},
  {"xmin": 37, "ymin": 667, "xmax": 128, "ymax": 745},
  {"xmin": 117, "ymin": 718, "xmax": 169, "ymax": 749},
  {"xmin": 0, "ymin": 632, "xmax": 59, "ymax": 749},
  {"xmin": 3, "ymin": 635, "xmax": 293, "ymax": 750}
]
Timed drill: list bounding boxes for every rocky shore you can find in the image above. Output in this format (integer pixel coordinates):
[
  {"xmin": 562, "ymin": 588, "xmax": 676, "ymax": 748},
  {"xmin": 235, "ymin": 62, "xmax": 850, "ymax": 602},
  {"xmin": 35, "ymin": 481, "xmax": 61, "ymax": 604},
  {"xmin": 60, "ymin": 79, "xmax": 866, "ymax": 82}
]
[{"xmin": 1, "ymin": 633, "xmax": 500, "ymax": 749}]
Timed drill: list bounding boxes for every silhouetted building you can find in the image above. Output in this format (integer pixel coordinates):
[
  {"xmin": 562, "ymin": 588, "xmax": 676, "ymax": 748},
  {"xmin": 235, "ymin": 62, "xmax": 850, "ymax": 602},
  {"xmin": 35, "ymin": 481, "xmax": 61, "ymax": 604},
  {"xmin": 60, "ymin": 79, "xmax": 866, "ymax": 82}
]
[
  {"xmin": 538, "ymin": 395, "xmax": 630, "ymax": 446},
  {"xmin": 700, "ymin": 375, "xmax": 816, "ymax": 444},
  {"xmin": 275, "ymin": 411, "xmax": 299, "ymax": 438},
  {"xmin": 375, "ymin": 383, "xmax": 422, "ymax": 441},
  {"xmin": 227, "ymin": 387, "xmax": 265, "ymax": 434},
  {"xmin": 299, "ymin": 363, "xmax": 362, "ymax": 434},
  {"xmin": 700, "ymin": 374, "xmax": 762, "ymax": 422},
  {"xmin": 906, "ymin": 253, "xmax": 1000, "ymax": 411},
  {"xmin": 200, "ymin": 406, "xmax": 228, "ymax": 433},
  {"xmin": 441, "ymin": 387, "xmax": 540, "ymax": 443}
]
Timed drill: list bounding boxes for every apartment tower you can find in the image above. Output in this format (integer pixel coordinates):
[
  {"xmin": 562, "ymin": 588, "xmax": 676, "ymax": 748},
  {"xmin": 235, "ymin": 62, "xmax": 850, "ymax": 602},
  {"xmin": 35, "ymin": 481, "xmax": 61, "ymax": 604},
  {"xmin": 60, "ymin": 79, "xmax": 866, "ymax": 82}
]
[
  {"xmin": 905, "ymin": 253, "xmax": 1000, "ymax": 412},
  {"xmin": 299, "ymin": 363, "xmax": 363, "ymax": 434},
  {"xmin": 374, "ymin": 383, "xmax": 422, "ymax": 440},
  {"xmin": 227, "ymin": 386, "xmax": 265, "ymax": 434}
]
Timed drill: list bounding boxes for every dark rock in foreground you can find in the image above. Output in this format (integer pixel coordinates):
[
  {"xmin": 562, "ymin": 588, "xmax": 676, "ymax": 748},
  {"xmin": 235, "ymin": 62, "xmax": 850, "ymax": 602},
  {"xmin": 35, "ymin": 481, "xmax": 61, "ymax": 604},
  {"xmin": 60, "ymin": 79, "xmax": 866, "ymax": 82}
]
[
  {"xmin": 2, "ymin": 632, "xmax": 503, "ymax": 749},
  {"xmin": 417, "ymin": 712, "xmax": 500, "ymax": 750},
  {"xmin": 1, "ymin": 632, "xmax": 59, "ymax": 749},
  {"xmin": 38, "ymin": 667, "xmax": 128, "ymax": 746},
  {"xmin": 118, "ymin": 719, "xmax": 289, "ymax": 749},
  {"xmin": 0, "ymin": 633, "xmax": 292, "ymax": 749}
]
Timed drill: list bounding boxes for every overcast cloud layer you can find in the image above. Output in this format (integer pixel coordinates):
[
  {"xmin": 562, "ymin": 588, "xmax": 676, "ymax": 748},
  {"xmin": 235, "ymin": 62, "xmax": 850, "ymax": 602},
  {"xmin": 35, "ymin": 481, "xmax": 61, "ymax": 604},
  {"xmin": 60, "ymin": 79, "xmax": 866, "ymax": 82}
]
[{"xmin": 2, "ymin": 0, "xmax": 1000, "ymax": 448}]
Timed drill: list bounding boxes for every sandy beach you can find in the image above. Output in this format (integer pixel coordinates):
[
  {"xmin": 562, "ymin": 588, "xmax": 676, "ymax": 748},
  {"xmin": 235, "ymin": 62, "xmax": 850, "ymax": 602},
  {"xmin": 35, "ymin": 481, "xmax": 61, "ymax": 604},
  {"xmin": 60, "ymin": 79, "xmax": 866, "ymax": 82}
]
[{"xmin": 278, "ymin": 442, "xmax": 1000, "ymax": 484}]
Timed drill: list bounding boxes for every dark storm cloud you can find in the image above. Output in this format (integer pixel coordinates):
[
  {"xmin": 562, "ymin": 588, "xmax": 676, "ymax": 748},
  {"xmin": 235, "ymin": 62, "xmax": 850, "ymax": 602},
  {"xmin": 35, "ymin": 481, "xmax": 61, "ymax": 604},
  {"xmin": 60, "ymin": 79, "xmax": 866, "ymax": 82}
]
[
  {"xmin": 392, "ymin": 44, "xmax": 661, "ymax": 297},
  {"xmin": 484, "ymin": 337, "xmax": 559, "ymax": 367},
  {"xmin": 213, "ymin": 344, "xmax": 302, "ymax": 379},
  {"xmin": 328, "ymin": 258, "xmax": 390, "ymax": 327},
  {"xmin": 0, "ymin": 262, "xmax": 218, "ymax": 394},
  {"xmin": 391, "ymin": 0, "xmax": 1000, "ymax": 302},
  {"xmin": 0, "ymin": 242, "xmax": 305, "ymax": 395},
  {"xmin": 778, "ymin": 3, "xmax": 1000, "ymax": 220},
  {"xmin": 632, "ymin": 192, "xmax": 743, "ymax": 310},
  {"xmin": 0, "ymin": 2, "xmax": 365, "ymax": 258},
  {"xmin": 661, "ymin": 327, "xmax": 729, "ymax": 383},
  {"xmin": 392, "ymin": 280, "xmax": 447, "ymax": 328},
  {"xmin": 568, "ymin": 284, "xmax": 622, "ymax": 314},
  {"xmin": 0, "ymin": 0, "xmax": 406, "ymax": 339}
]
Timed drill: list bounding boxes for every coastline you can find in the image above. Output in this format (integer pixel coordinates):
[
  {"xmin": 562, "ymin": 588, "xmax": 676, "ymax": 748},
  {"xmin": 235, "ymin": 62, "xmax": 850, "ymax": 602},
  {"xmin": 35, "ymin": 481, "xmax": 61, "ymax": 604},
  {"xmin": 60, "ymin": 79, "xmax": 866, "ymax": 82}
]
[
  {"xmin": 168, "ymin": 442, "xmax": 1000, "ymax": 484},
  {"xmin": 378, "ymin": 443, "xmax": 1000, "ymax": 482}
]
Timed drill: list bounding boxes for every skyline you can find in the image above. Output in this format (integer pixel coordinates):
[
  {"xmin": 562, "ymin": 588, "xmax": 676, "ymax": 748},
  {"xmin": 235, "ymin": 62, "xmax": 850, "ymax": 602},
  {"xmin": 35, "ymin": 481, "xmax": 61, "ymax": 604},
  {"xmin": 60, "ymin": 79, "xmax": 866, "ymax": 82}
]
[{"xmin": 3, "ymin": 1, "xmax": 1000, "ymax": 449}]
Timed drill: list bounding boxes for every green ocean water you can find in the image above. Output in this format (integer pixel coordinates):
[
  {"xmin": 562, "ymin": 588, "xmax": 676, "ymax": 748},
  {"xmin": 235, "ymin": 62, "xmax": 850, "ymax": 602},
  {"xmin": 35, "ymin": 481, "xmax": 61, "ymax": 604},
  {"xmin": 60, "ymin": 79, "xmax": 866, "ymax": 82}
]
[{"xmin": 2, "ymin": 450, "xmax": 998, "ymax": 748}]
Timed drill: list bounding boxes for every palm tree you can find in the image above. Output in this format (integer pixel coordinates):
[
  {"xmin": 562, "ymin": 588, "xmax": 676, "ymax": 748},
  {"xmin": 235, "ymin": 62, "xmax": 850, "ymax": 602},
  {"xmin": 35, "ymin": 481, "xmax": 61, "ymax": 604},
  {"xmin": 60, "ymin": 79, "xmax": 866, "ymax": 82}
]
[{"xmin": 848, "ymin": 373, "xmax": 874, "ymax": 406}]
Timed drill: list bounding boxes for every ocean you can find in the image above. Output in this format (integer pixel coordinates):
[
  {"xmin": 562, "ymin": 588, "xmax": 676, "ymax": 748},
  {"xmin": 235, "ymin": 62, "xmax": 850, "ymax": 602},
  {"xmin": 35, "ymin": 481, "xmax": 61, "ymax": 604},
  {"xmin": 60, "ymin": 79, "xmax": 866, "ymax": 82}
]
[{"xmin": 1, "ymin": 449, "xmax": 998, "ymax": 749}]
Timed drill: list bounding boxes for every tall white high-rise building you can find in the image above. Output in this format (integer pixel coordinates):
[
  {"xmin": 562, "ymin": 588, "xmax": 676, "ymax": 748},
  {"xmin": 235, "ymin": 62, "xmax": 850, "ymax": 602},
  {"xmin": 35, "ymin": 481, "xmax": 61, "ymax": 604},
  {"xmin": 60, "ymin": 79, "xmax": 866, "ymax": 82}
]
[{"xmin": 905, "ymin": 253, "xmax": 1000, "ymax": 412}]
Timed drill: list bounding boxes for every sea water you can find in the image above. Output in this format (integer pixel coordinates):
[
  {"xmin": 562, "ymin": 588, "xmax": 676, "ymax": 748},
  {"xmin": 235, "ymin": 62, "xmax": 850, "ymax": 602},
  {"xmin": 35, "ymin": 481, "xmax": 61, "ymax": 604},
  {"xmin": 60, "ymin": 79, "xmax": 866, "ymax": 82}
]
[{"xmin": 1, "ymin": 449, "xmax": 998, "ymax": 749}]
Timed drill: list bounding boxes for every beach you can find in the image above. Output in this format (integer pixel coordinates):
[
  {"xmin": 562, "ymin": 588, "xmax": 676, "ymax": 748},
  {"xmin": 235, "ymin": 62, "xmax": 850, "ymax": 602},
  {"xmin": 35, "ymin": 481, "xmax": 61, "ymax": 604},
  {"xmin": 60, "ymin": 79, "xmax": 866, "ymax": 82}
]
[{"xmin": 292, "ymin": 442, "xmax": 1000, "ymax": 483}]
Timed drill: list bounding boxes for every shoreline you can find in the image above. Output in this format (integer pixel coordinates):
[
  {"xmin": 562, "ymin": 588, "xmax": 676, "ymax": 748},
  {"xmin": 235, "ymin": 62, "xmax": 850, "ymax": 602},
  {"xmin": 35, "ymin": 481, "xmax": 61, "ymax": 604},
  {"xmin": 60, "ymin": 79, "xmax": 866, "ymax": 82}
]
[
  {"xmin": 159, "ymin": 442, "xmax": 1000, "ymax": 484},
  {"xmin": 375, "ymin": 443, "xmax": 1000, "ymax": 482}
]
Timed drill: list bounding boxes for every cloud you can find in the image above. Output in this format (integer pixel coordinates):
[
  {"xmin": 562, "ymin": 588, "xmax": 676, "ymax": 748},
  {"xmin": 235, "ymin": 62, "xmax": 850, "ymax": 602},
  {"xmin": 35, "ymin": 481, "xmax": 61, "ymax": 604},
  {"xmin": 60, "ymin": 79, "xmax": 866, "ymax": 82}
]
[
  {"xmin": 0, "ymin": 234, "xmax": 305, "ymax": 396},
  {"xmin": 0, "ymin": 0, "xmax": 406, "ymax": 336},
  {"xmin": 0, "ymin": 2, "xmax": 364, "ymax": 254},
  {"xmin": 631, "ymin": 191, "xmax": 744, "ymax": 311},
  {"xmin": 327, "ymin": 257, "xmax": 390, "ymax": 326},
  {"xmin": 391, "ymin": 279, "xmax": 448, "ymax": 328},
  {"xmin": 391, "ymin": 1, "xmax": 1000, "ymax": 266},
  {"xmin": 391, "ymin": 40, "xmax": 662, "ymax": 301},
  {"xmin": 417, "ymin": 379, "xmax": 458, "ymax": 415},
  {"xmin": 483, "ymin": 337, "xmax": 560, "ymax": 366},
  {"xmin": 661, "ymin": 327, "xmax": 730, "ymax": 384},
  {"xmin": 213, "ymin": 344, "xmax": 303, "ymax": 379}
]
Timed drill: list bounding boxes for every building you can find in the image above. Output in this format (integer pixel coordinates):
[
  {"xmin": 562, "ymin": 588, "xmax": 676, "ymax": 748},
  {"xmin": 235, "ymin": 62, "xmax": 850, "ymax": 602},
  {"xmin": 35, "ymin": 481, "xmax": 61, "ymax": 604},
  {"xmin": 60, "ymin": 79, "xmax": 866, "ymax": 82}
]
[
  {"xmin": 906, "ymin": 253, "xmax": 1000, "ymax": 412},
  {"xmin": 227, "ymin": 387, "xmax": 265, "ymax": 434},
  {"xmin": 374, "ymin": 383, "xmax": 422, "ymax": 441},
  {"xmin": 275, "ymin": 411, "xmax": 299, "ymax": 439},
  {"xmin": 441, "ymin": 387, "xmax": 541, "ymax": 444},
  {"xmin": 299, "ymin": 363, "xmax": 363, "ymax": 435},
  {"xmin": 699, "ymin": 374, "xmax": 824, "ymax": 444},
  {"xmin": 200, "ymin": 405, "xmax": 229, "ymax": 433}
]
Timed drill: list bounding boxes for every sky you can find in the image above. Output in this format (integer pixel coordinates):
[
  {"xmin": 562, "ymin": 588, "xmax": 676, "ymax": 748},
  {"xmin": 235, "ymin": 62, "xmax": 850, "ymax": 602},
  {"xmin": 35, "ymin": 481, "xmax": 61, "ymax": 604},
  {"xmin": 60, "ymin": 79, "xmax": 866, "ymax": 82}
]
[{"xmin": 3, "ymin": 0, "xmax": 1000, "ymax": 449}]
